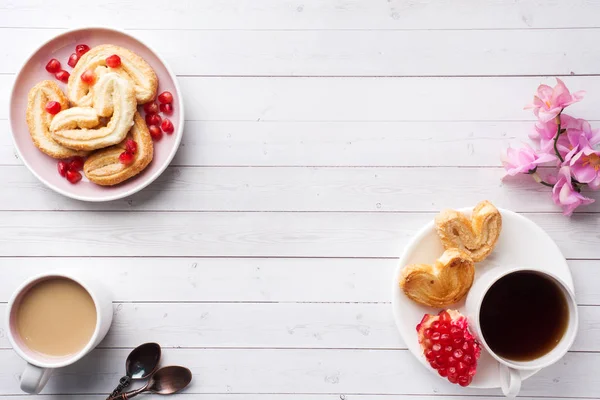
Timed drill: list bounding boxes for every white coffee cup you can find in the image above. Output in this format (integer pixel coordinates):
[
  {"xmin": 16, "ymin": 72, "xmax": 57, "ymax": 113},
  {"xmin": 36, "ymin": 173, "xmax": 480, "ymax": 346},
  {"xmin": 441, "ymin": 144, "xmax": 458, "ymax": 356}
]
[
  {"xmin": 465, "ymin": 266, "xmax": 578, "ymax": 398},
  {"xmin": 6, "ymin": 272, "xmax": 113, "ymax": 394}
]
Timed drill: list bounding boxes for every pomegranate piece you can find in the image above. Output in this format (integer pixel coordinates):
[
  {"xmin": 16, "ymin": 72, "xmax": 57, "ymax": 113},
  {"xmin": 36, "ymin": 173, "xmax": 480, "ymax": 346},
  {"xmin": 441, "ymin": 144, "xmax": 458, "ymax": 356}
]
[
  {"xmin": 119, "ymin": 151, "xmax": 134, "ymax": 165},
  {"xmin": 55, "ymin": 70, "xmax": 70, "ymax": 83},
  {"xmin": 69, "ymin": 156, "xmax": 85, "ymax": 171},
  {"xmin": 67, "ymin": 53, "xmax": 79, "ymax": 68},
  {"xmin": 66, "ymin": 170, "xmax": 82, "ymax": 184},
  {"xmin": 159, "ymin": 103, "xmax": 173, "ymax": 115},
  {"xmin": 125, "ymin": 139, "xmax": 138, "ymax": 154},
  {"xmin": 161, "ymin": 118, "xmax": 174, "ymax": 134},
  {"xmin": 157, "ymin": 91, "xmax": 173, "ymax": 104},
  {"xmin": 143, "ymin": 102, "xmax": 159, "ymax": 114},
  {"xmin": 45, "ymin": 101, "xmax": 61, "ymax": 115},
  {"xmin": 106, "ymin": 54, "xmax": 122, "ymax": 68},
  {"xmin": 75, "ymin": 44, "xmax": 90, "ymax": 57},
  {"xmin": 145, "ymin": 113, "xmax": 161, "ymax": 126},
  {"xmin": 80, "ymin": 69, "xmax": 96, "ymax": 85},
  {"xmin": 45, "ymin": 58, "xmax": 61, "ymax": 73},
  {"xmin": 417, "ymin": 310, "xmax": 481, "ymax": 387},
  {"xmin": 148, "ymin": 125, "xmax": 163, "ymax": 141},
  {"xmin": 57, "ymin": 161, "xmax": 68, "ymax": 177}
]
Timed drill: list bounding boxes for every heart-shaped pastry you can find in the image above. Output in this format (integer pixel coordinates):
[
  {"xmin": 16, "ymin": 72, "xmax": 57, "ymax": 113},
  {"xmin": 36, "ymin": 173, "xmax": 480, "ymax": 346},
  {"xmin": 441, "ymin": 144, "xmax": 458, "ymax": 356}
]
[
  {"xmin": 68, "ymin": 44, "xmax": 157, "ymax": 106},
  {"xmin": 399, "ymin": 249, "xmax": 475, "ymax": 307},
  {"xmin": 25, "ymin": 80, "xmax": 89, "ymax": 159},
  {"xmin": 435, "ymin": 200, "xmax": 502, "ymax": 262},
  {"xmin": 83, "ymin": 112, "xmax": 153, "ymax": 186},
  {"xmin": 50, "ymin": 72, "xmax": 136, "ymax": 151}
]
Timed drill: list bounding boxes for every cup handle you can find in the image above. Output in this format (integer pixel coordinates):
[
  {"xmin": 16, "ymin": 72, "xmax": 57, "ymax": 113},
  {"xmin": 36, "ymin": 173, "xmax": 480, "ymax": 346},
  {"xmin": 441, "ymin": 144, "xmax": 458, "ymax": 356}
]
[
  {"xmin": 20, "ymin": 363, "xmax": 53, "ymax": 394},
  {"xmin": 498, "ymin": 363, "xmax": 521, "ymax": 398}
]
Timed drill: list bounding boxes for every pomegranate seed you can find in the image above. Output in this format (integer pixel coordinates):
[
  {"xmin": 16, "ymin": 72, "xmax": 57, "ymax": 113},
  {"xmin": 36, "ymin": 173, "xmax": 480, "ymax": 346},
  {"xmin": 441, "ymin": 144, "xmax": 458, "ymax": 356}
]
[
  {"xmin": 450, "ymin": 326, "xmax": 463, "ymax": 338},
  {"xmin": 57, "ymin": 161, "xmax": 68, "ymax": 177},
  {"xmin": 143, "ymin": 102, "xmax": 159, "ymax": 114},
  {"xmin": 159, "ymin": 103, "xmax": 173, "ymax": 115},
  {"xmin": 45, "ymin": 58, "xmax": 61, "ymax": 73},
  {"xmin": 431, "ymin": 343, "xmax": 441, "ymax": 352},
  {"xmin": 463, "ymin": 354, "xmax": 473, "ymax": 365},
  {"xmin": 69, "ymin": 156, "xmax": 84, "ymax": 171},
  {"xmin": 444, "ymin": 345, "xmax": 453, "ymax": 354},
  {"xmin": 149, "ymin": 125, "xmax": 163, "ymax": 141},
  {"xmin": 45, "ymin": 101, "xmax": 61, "ymax": 115},
  {"xmin": 458, "ymin": 375, "xmax": 471, "ymax": 387},
  {"xmin": 434, "ymin": 355, "xmax": 447, "ymax": 367},
  {"xmin": 453, "ymin": 337, "xmax": 464, "ymax": 346},
  {"xmin": 430, "ymin": 331, "xmax": 441, "ymax": 342},
  {"xmin": 425, "ymin": 350, "xmax": 435, "ymax": 361},
  {"xmin": 161, "ymin": 118, "xmax": 174, "ymax": 134},
  {"xmin": 430, "ymin": 360, "xmax": 440, "ymax": 369},
  {"xmin": 125, "ymin": 139, "xmax": 138, "ymax": 154},
  {"xmin": 67, "ymin": 53, "xmax": 79, "ymax": 68},
  {"xmin": 75, "ymin": 44, "xmax": 90, "ymax": 57},
  {"xmin": 447, "ymin": 356, "xmax": 457, "ymax": 367},
  {"xmin": 438, "ymin": 368, "xmax": 448, "ymax": 377},
  {"xmin": 462, "ymin": 341, "xmax": 471, "ymax": 353},
  {"xmin": 157, "ymin": 91, "xmax": 173, "ymax": 104},
  {"xmin": 66, "ymin": 170, "xmax": 82, "ymax": 184},
  {"xmin": 119, "ymin": 151, "xmax": 134, "ymax": 164},
  {"xmin": 440, "ymin": 333, "xmax": 451, "ymax": 345},
  {"xmin": 453, "ymin": 349, "xmax": 463, "ymax": 359},
  {"xmin": 456, "ymin": 362, "xmax": 468, "ymax": 375},
  {"xmin": 106, "ymin": 54, "xmax": 122, "ymax": 68},
  {"xmin": 431, "ymin": 321, "xmax": 440, "ymax": 330},
  {"xmin": 439, "ymin": 311, "xmax": 451, "ymax": 322},
  {"xmin": 448, "ymin": 373, "xmax": 458, "ymax": 384},
  {"xmin": 145, "ymin": 113, "xmax": 161, "ymax": 126},
  {"xmin": 55, "ymin": 70, "xmax": 70, "ymax": 83},
  {"xmin": 439, "ymin": 323, "xmax": 450, "ymax": 333},
  {"xmin": 81, "ymin": 69, "xmax": 96, "ymax": 85}
]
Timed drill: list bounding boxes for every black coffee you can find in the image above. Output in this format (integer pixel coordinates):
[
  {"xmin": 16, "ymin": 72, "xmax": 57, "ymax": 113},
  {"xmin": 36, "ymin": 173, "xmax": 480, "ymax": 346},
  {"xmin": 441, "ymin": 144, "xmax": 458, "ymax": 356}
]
[{"xmin": 480, "ymin": 271, "xmax": 569, "ymax": 361}]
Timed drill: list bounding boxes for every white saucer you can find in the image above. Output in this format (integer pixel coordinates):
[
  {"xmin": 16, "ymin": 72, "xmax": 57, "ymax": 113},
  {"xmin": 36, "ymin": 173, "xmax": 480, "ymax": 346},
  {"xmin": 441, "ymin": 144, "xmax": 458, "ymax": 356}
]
[{"xmin": 391, "ymin": 207, "xmax": 574, "ymax": 389}]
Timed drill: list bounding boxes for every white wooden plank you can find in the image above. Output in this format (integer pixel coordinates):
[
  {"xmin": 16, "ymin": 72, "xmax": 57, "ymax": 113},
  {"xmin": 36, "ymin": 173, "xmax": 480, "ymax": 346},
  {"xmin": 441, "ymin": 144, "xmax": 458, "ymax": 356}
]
[
  {"xmin": 0, "ymin": 349, "xmax": 597, "ymax": 397},
  {"xmin": 1, "ymin": 166, "xmax": 593, "ymax": 213},
  {"xmin": 0, "ymin": 258, "xmax": 597, "ymax": 304},
  {"xmin": 0, "ymin": 119, "xmax": 529, "ymax": 167},
  {"xmin": 0, "ymin": 0, "xmax": 597, "ymax": 30},
  {"xmin": 5, "ymin": 28, "xmax": 600, "ymax": 76},
  {"xmin": 9, "ymin": 396, "xmax": 583, "ymax": 400},
  {"xmin": 0, "ymin": 212, "xmax": 598, "ymax": 258},
  {"xmin": 3, "ymin": 76, "xmax": 599, "ymax": 122},
  {"xmin": 1, "ymin": 303, "xmax": 597, "ymax": 352}
]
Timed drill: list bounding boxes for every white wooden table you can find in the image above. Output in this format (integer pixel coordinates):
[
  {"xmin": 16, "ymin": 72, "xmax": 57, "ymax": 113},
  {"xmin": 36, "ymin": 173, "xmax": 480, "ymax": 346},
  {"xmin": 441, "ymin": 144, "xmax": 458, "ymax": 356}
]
[{"xmin": 1, "ymin": 1, "xmax": 599, "ymax": 399}]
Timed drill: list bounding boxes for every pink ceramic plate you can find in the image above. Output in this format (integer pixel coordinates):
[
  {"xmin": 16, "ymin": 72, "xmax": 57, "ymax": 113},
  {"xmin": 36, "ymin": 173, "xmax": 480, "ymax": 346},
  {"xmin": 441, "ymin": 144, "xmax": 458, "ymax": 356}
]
[{"xmin": 9, "ymin": 27, "xmax": 184, "ymax": 202}]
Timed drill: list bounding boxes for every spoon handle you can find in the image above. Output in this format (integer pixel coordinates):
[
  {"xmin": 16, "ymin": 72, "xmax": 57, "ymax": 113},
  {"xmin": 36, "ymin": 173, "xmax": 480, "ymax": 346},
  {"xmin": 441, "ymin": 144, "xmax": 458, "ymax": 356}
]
[
  {"xmin": 107, "ymin": 386, "xmax": 146, "ymax": 400},
  {"xmin": 106, "ymin": 376, "xmax": 131, "ymax": 400}
]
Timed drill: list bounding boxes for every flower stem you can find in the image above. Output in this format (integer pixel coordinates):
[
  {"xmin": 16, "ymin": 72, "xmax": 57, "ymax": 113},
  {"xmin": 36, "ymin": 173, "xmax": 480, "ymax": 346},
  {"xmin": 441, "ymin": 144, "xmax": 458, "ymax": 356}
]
[
  {"xmin": 531, "ymin": 171, "xmax": 554, "ymax": 188},
  {"xmin": 553, "ymin": 113, "xmax": 564, "ymax": 163}
]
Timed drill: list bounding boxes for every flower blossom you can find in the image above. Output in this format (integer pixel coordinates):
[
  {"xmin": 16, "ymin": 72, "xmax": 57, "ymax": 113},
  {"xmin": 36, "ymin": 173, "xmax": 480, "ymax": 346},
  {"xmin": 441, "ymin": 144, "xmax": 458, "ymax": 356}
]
[
  {"xmin": 501, "ymin": 144, "xmax": 556, "ymax": 176},
  {"xmin": 525, "ymin": 79, "xmax": 585, "ymax": 122},
  {"xmin": 551, "ymin": 166, "xmax": 594, "ymax": 216}
]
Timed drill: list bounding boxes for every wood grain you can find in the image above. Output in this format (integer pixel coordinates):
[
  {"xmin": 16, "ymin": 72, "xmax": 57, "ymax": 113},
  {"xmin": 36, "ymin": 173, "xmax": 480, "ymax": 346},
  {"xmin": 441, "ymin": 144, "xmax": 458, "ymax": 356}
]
[{"xmin": 0, "ymin": 349, "xmax": 598, "ymax": 397}]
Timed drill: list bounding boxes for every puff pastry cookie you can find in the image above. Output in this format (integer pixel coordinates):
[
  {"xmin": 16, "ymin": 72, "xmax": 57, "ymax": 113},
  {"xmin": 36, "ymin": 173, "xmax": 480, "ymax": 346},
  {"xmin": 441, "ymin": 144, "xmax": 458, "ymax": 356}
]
[
  {"xmin": 83, "ymin": 112, "xmax": 153, "ymax": 186},
  {"xmin": 68, "ymin": 44, "xmax": 158, "ymax": 106},
  {"xmin": 25, "ymin": 80, "xmax": 88, "ymax": 159},
  {"xmin": 50, "ymin": 72, "xmax": 137, "ymax": 151},
  {"xmin": 435, "ymin": 201, "xmax": 502, "ymax": 262},
  {"xmin": 400, "ymin": 249, "xmax": 475, "ymax": 308}
]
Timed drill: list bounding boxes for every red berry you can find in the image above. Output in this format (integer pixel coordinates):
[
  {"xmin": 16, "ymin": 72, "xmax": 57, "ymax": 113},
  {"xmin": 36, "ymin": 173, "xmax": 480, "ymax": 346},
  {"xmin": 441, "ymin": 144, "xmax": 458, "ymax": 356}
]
[
  {"xmin": 453, "ymin": 349, "xmax": 463, "ymax": 359},
  {"xmin": 425, "ymin": 350, "xmax": 435, "ymax": 362},
  {"xmin": 431, "ymin": 343, "xmax": 441, "ymax": 353},
  {"xmin": 145, "ymin": 113, "xmax": 161, "ymax": 126},
  {"xmin": 159, "ymin": 103, "xmax": 173, "ymax": 115},
  {"xmin": 458, "ymin": 375, "xmax": 471, "ymax": 387},
  {"xmin": 158, "ymin": 91, "xmax": 173, "ymax": 104},
  {"xmin": 66, "ymin": 170, "xmax": 82, "ymax": 184},
  {"xmin": 448, "ymin": 373, "xmax": 458, "ymax": 384},
  {"xmin": 440, "ymin": 333, "xmax": 451, "ymax": 345},
  {"xmin": 81, "ymin": 69, "xmax": 96, "ymax": 85},
  {"xmin": 69, "ymin": 156, "xmax": 84, "ymax": 171},
  {"xmin": 161, "ymin": 118, "xmax": 174, "ymax": 134},
  {"xmin": 450, "ymin": 326, "xmax": 463, "ymax": 338},
  {"xmin": 463, "ymin": 354, "xmax": 473, "ymax": 365},
  {"xmin": 45, "ymin": 101, "xmax": 61, "ymax": 115},
  {"xmin": 430, "ymin": 331, "xmax": 441, "ymax": 342},
  {"xmin": 125, "ymin": 139, "xmax": 138, "ymax": 154},
  {"xmin": 456, "ymin": 362, "xmax": 468, "ymax": 375},
  {"xmin": 57, "ymin": 161, "xmax": 68, "ymax": 177},
  {"xmin": 143, "ymin": 102, "xmax": 158, "ymax": 114},
  {"xmin": 75, "ymin": 44, "xmax": 90, "ymax": 57},
  {"xmin": 45, "ymin": 58, "xmax": 61, "ymax": 73},
  {"xmin": 438, "ymin": 368, "xmax": 448, "ymax": 377},
  {"xmin": 119, "ymin": 151, "xmax": 134, "ymax": 164},
  {"xmin": 106, "ymin": 54, "xmax": 122, "ymax": 68},
  {"xmin": 55, "ymin": 70, "xmax": 70, "ymax": 83},
  {"xmin": 148, "ymin": 125, "xmax": 162, "ymax": 141},
  {"xmin": 67, "ymin": 53, "xmax": 79, "ymax": 68}
]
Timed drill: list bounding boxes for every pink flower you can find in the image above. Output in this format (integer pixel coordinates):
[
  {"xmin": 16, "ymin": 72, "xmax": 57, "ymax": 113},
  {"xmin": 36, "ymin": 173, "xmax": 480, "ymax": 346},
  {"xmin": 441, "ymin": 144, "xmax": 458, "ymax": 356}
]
[
  {"xmin": 529, "ymin": 114, "xmax": 599, "ymax": 158},
  {"xmin": 552, "ymin": 166, "xmax": 594, "ymax": 215},
  {"xmin": 525, "ymin": 79, "xmax": 585, "ymax": 122},
  {"xmin": 566, "ymin": 136, "xmax": 600, "ymax": 190},
  {"xmin": 501, "ymin": 144, "xmax": 556, "ymax": 176}
]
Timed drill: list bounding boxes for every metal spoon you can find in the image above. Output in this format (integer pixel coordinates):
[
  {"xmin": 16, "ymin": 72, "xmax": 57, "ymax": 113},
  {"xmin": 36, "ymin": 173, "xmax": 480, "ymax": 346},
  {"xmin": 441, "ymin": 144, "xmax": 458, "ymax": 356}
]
[
  {"xmin": 108, "ymin": 366, "xmax": 192, "ymax": 400},
  {"xmin": 106, "ymin": 343, "xmax": 161, "ymax": 399}
]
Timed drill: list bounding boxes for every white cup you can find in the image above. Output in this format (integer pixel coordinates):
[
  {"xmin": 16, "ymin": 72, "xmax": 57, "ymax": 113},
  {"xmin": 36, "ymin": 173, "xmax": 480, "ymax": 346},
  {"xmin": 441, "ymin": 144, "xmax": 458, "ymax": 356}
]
[
  {"xmin": 6, "ymin": 272, "xmax": 113, "ymax": 394},
  {"xmin": 465, "ymin": 266, "xmax": 578, "ymax": 398}
]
